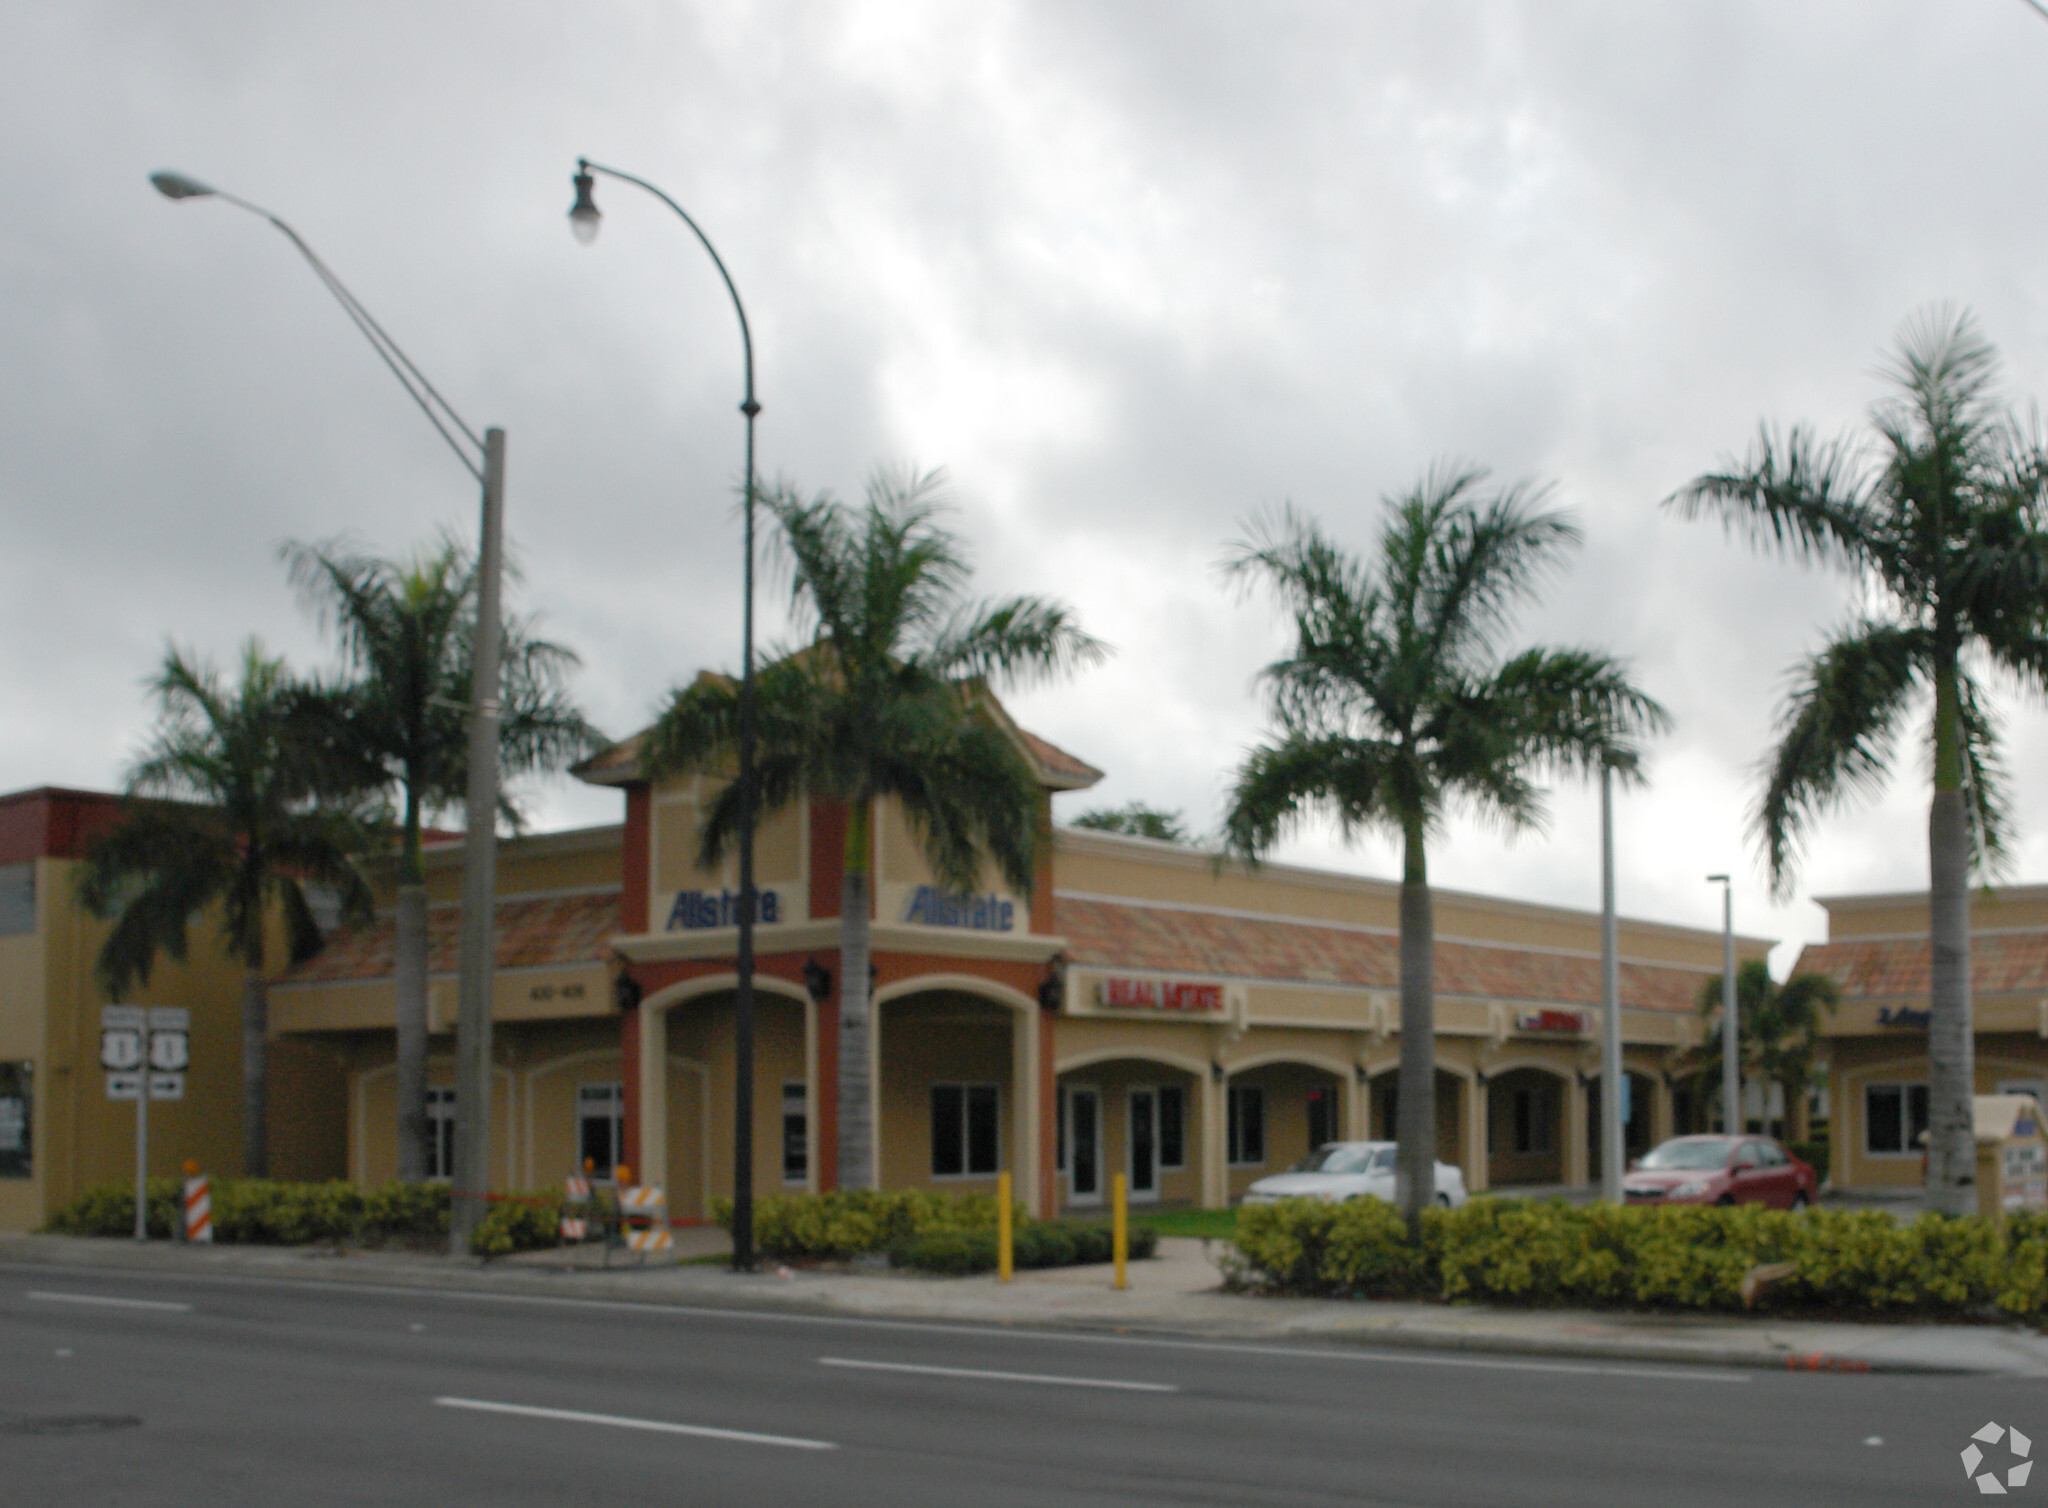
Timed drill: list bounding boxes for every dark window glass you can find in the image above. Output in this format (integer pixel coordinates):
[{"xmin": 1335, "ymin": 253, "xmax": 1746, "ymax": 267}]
[
  {"xmin": 931, "ymin": 1084, "xmax": 964, "ymax": 1176},
  {"xmin": 1228, "ymin": 1085, "xmax": 1265, "ymax": 1165},
  {"xmin": 1307, "ymin": 1087, "xmax": 1337, "ymax": 1149},
  {"xmin": 1158, "ymin": 1086, "xmax": 1185, "ymax": 1169},
  {"xmin": 965, "ymin": 1085, "xmax": 999, "ymax": 1175},
  {"xmin": 577, "ymin": 1083, "xmax": 622, "ymax": 1176},
  {"xmin": 1056, "ymin": 1087, "xmax": 1067, "ymax": 1171},
  {"xmin": 1907, "ymin": 1084, "xmax": 1930, "ymax": 1150},
  {"xmin": 428, "ymin": 1087, "xmax": 456, "ymax": 1180},
  {"xmin": 0, "ymin": 864, "xmax": 32, "ymax": 937},
  {"xmin": 1866, "ymin": 1085, "xmax": 1903, "ymax": 1154},
  {"xmin": 0, "ymin": 1060, "xmax": 30, "ymax": 1178},
  {"xmin": 782, "ymin": 1082, "xmax": 807, "ymax": 1183}
]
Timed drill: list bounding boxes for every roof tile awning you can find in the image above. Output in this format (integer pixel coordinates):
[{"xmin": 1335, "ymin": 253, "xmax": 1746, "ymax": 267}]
[
  {"xmin": 280, "ymin": 890, "xmax": 621, "ymax": 984},
  {"xmin": 1797, "ymin": 931, "xmax": 2048, "ymax": 999},
  {"xmin": 1054, "ymin": 894, "xmax": 1702, "ymax": 1012}
]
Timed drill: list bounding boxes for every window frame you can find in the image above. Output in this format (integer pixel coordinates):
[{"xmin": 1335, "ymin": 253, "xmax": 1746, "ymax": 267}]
[
  {"xmin": 1226, "ymin": 1083, "xmax": 1266, "ymax": 1167},
  {"xmin": 576, "ymin": 1080, "xmax": 623, "ymax": 1179},
  {"xmin": 930, "ymin": 1081, "xmax": 1001, "ymax": 1180},
  {"xmin": 426, "ymin": 1085, "xmax": 457, "ymax": 1181},
  {"xmin": 1863, "ymin": 1080, "xmax": 1930, "ymax": 1157},
  {"xmin": 781, "ymin": 1080, "xmax": 809, "ymax": 1186}
]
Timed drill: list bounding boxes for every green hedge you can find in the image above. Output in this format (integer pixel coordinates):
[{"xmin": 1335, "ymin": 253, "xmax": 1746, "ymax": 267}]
[
  {"xmin": 712, "ymin": 1190, "xmax": 1158, "ymax": 1274},
  {"xmin": 1224, "ymin": 1197, "xmax": 2048, "ymax": 1317},
  {"xmin": 44, "ymin": 1178, "xmax": 559, "ymax": 1258}
]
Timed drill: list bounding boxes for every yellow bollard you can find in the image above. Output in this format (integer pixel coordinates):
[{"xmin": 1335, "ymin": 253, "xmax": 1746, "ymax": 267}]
[
  {"xmin": 997, "ymin": 1171, "xmax": 1014, "ymax": 1283},
  {"xmin": 1112, "ymin": 1172, "xmax": 1128, "ymax": 1290}
]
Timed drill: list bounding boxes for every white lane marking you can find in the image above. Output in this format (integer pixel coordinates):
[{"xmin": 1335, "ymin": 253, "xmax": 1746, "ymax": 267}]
[
  {"xmin": 1, "ymin": 1263, "xmax": 1752, "ymax": 1385},
  {"xmin": 433, "ymin": 1396, "xmax": 835, "ymax": 1451},
  {"xmin": 820, "ymin": 1357, "xmax": 1177, "ymax": 1392},
  {"xmin": 26, "ymin": 1290, "xmax": 192, "ymax": 1313}
]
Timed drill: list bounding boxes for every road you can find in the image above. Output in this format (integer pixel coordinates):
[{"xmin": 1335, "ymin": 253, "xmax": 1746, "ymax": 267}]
[{"xmin": 0, "ymin": 1262, "xmax": 2038, "ymax": 1506}]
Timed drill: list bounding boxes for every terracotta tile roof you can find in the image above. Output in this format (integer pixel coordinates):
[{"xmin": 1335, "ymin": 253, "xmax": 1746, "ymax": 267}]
[
  {"xmin": 280, "ymin": 890, "xmax": 621, "ymax": 984},
  {"xmin": 1795, "ymin": 932, "xmax": 2048, "ymax": 999},
  {"xmin": 1018, "ymin": 729, "xmax": 1103, "ymax": 790},
  {"xmin": 1053, "ymin": 894, "xmax": 1703, "ymax": 1013}
]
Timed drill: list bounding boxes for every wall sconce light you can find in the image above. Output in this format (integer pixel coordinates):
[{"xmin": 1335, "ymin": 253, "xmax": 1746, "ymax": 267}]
[
  {"xmin": 1036, "ymin": 955, "xmax": 1067, "ymax": 1013},
  {"xmin": 612, "ymin": 971, "xmax": 643, "ymax": 1014},
  {"xmin": 802, "ymin": 958, "xmax": 833, "ymax": 1004},
  {"xmin": 1211, "ymin": 1062, "xmax": 1227, "ymax": 1085}
]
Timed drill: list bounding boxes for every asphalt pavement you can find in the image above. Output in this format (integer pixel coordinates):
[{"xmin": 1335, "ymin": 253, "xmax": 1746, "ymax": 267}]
[{"xmin": 4, "ymin": 1259, "xmax": 2047, "ymax": 1505}]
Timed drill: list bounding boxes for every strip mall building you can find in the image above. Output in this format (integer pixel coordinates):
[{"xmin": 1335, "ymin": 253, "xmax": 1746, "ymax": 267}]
[{"xmin": 260, "ymin": 704, "xmax": 1770, "ymax": 1220}]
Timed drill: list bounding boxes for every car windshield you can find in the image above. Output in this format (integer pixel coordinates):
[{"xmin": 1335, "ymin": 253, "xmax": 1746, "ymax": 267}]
[
  {"xmin": 1289, "ymin": 1145, "xmax": 1385, "ymax": 1174},
  {"xmin": 1637, "ymin": 1139, "xmax": 1733, "ymax": 1170}
]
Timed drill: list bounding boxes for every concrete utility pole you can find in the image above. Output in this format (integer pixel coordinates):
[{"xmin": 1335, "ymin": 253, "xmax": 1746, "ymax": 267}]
[
  {"xmin": 1599, "ymin": 762, "xmax": 1624, "ymax": 1201},
  {"xmin": 150, "ymin": 171, "xmax": 509, "ymax": 1252},
  {"xmin": 1709, "ymin": 874, "xmax": 1738, "ymax": 1134}
]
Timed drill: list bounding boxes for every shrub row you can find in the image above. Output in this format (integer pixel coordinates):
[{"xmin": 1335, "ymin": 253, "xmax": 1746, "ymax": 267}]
[
  {"xmin": 45, "ymin": 1178, "xmax": 561, "ymax": 1258},
  {"xmin": 713, "ymin": 1190, "xmax": 1158, "ymax": 1274},
  {"xmin": 1224, "ymin": 1197, "xmax": 2048, "ymax": 1317}
]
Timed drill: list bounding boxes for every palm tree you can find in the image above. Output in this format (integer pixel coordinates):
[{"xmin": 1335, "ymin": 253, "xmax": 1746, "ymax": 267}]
[
  {"xmin": 1222, "ymin": 465, "xmax": 1668, "ymax": 1225},
  {"xmin": 81, "ymin": 642, "xmax": 374, "ymax": 1176},
  {"xmin": 1667, "ymin": 307, "xmax": 2048, "ymax": 1214},
  {"xmin": 1687, "ymin": 959, "xmax": 1839, "ymax": 1141},
  {"xmin": 283, "ymin": 536, "xmax": 600, "ymax": 1180},
  {"xmin": 643, "ymin": 469, "xmax": 1104, "ymax": 1190}
]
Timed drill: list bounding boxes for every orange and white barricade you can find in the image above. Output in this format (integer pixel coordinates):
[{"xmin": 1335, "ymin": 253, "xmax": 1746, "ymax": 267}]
[
  {"xmin": 618, "ymin": 1184, "xmax": 671, "ymax": 1256},
  {"xmin": 182, "ymin": 1171, "xmax": 212, "ymax": 1243},
  {"xmin": 560, "ymin": 1175, "xmax": 592, "ymax": 1242}
]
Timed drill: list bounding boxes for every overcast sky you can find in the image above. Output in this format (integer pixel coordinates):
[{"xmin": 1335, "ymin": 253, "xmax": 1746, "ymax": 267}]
[{"xmin": 9, "ymin": 1, "xmax": 2048, "ymax": 970}]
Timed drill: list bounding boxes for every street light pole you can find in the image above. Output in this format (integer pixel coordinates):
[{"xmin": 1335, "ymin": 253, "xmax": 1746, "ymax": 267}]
[
  {"xmin": 1708, "ymin": 873, "xmax": 1738, "ymax": 1134},
  {"xmin": 150, "ymin": 171, "xmax": 507, "ymax": 1250},
  {"xmin": 569, "ymin": 160, "xmax": 761, "ymax": 1272},
  {"xmin": 1598, "ymin": 761, "xmax": 1623, "ymax": 1202}
]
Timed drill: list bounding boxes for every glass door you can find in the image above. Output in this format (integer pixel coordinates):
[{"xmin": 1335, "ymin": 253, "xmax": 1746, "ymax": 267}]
[
  {"xmin": 1066, "ymin": 1087, "xmax": 1101, "ymax": 1205},
  {"xmin": 1129, "ymin": 1088, "xmax": 1158, "ymax": 1201}
]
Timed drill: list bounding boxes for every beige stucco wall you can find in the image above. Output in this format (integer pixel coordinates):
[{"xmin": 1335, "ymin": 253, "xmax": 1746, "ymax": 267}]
[
  {"xmin": 665, "ymin": 990, "xmax": 810, "ymax": 1211},
  {"xmin": 877, "ymin": 991, "xmax": 1015, "ymax": 1194},
  {"xmin": 1827, "ymin": 1032, "xmax": 2048, "ymax": 1189}
]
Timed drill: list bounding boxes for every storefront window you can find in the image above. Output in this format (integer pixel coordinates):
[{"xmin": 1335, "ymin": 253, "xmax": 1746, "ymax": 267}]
[
  {"xmin": 931, "ymin": 1083, "xmax": 999, "ymax": 1177},
  {"xmin": 427, "ymin": 1086, "xmax": 456, "ymax": 1180},
  {"xmin": 1227, "ymin": 1084, "xmax": 1265, "ymax": 1166},
  {"xmin": 578, "ymin": 1082, "xmax": 623, "ymax": 1176},
  {"xmin": 0, "ymin": 1061, "xmax": 30, "ymax": 1178},
  {"xmin": 1511, "ymin": 1084, "xmax": 1554, "ymax": 1154},
  {"xmin": 1158, "ymin": 1085, "xmax": 1185, "ymax": 1170},
  {"xmin": 0, "ymin": 864, "xmax": 32, "ymax": 937},
  {"xmin": 1865, "ymin": 1082, "xmax": 1929, "ymax": 1155},
  {"xmin": 782, "ymin": 1082, "xmax": 808, "ymax": 1184}
]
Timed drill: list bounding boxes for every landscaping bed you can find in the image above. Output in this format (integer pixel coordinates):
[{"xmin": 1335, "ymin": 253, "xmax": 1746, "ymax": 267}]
[
  {"xmin": 714, "ymin": 1190, "xmax": 1158, "ymax": 1275},
  {"xmin": 1224, "ymin": 1196, "xmax": 2048, "ymax": 1319}
]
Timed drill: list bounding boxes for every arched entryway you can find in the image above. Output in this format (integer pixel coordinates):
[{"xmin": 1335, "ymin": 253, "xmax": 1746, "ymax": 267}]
[
  {"xmin": 639, "ymin": 978, "xmax": 811, "ymax": 1219},
  {"xmin": 1586, "ymin": 1069, "xmax": 1657, "ymax": 1182},
  {"xmin": 874, "ymin": 983, "xmax": 1035, "ymax": 1198},
  {"xmin": 1487, "ymin": 1065, "xmax": 1569, "ymax": 1187},
  {"xmin": 1052, "ymin": 1053, "xmax": 1205, "ymax": 1212},
  {"xmin": 1368, "ymin": 1067, "xmax": 1468, "ymax": 1171},
  {"xmin": 1221, "ymin": 1058, "xmax": 1350, "ymax": 1203}
]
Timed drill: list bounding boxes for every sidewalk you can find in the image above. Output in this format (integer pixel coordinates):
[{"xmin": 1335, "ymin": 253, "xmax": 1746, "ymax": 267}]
[{"xmin": 7, "ymin": 1231, "xmax": 2048, "ymax": 1377}]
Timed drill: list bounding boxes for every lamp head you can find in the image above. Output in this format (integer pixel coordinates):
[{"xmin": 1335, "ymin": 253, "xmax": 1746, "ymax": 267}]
[
  {"xmin": 1706, "ymin": 873, "xmax": 1730, "ymax": 885},
  {"xmin": 568, "ymin": 165, "xmax": 600, "ymax": 244},
  {"xmin": 150, "ymin": 170, "xmax": 215, "ymax": 201}
]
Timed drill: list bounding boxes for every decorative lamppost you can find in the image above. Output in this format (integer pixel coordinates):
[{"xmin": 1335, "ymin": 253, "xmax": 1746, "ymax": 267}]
[
  {"xmin": 149, "ymin": 171, "xmax": 507, "ymax": 1253},
  {"xmin": 568, "ymin": 159, "xmax": 762, "ymax": 1272}
]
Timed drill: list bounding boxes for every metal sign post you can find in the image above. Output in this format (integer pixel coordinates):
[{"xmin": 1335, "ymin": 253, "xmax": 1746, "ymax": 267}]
[{"xmin": 102, "ymin": 1006, "xmax": 189, "ymax": 1240}]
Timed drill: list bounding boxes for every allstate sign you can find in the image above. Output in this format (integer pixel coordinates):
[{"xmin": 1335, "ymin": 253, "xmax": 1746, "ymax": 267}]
[
  {"xmin": 903, "ymin": 885, "xmax": 1015, "ymax": 932},
  {"xmin": 666, "ymin": 887, "xmax": 785, "ymax": 930}
]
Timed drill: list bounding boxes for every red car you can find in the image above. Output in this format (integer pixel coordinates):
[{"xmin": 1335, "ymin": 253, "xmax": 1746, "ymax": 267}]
[{"xmin": 1621, "ymin": 1135, "xmax": 1818, "ymax": 1209}]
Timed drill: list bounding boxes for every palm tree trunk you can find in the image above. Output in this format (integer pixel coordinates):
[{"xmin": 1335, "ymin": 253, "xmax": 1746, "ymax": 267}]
[
  {"xmin": 1396, "ymin": 818, "xmax": 1436, "ymax": 1230},
  {"xmin": 393, "ymin": 883, "xmax": 430, "ymax": 1181},
  {"xmin": 242, "ymin": 966, "xmax": 268, "ymax": 1177},
  {"xmin": 838, "ymin": 799, "xmax": 875, "ymax": 1191},
  {"xmin": 1925, "ymin": 662, "xmax": 1976, "ymax": 1216}
]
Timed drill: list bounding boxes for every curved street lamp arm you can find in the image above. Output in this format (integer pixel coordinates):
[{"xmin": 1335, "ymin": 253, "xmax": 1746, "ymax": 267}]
[
  {"xmin": 575, "ymin": 159, "xmax": 758, "ymax": 421},
  {"xmin": 208, "ymin": 188, "xmax": 486, "ymax": 481}
]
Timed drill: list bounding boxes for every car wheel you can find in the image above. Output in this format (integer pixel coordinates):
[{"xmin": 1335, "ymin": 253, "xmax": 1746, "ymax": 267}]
[
  {"xmin": 1715, "ymin": 1194, "xmax": 1735, "ymax": 1207},
  {"xmin": 1790, "ymin": 1192, "xmax": 1810, "ymax": 1211}
]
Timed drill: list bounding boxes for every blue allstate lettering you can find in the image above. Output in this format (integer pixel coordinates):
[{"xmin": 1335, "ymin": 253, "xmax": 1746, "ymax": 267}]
[
  {"xmin": 666, "ymin": 888, "xmax": 783, "ymax": 931},
  {"xmin": 904, "ymin": 885, "xmax": 1016, "ymax": 932}
]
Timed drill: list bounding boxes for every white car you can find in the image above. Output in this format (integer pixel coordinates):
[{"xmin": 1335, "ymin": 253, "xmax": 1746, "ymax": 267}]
[{"xmin": 1240, "ymin": 1141, "xmax": 1469, "ymax": 1208}]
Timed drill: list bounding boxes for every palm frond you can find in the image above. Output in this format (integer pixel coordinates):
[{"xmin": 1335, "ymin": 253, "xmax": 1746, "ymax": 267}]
[{"xmin": 1754, "ymin": 620, "xmax": 1927, "ymax": 895}]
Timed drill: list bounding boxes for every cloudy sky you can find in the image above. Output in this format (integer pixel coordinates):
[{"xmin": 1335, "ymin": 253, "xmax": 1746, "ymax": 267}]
[{"xmin": 8, "ymin": 1, "xmax": 2048, "ymax": 968}]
